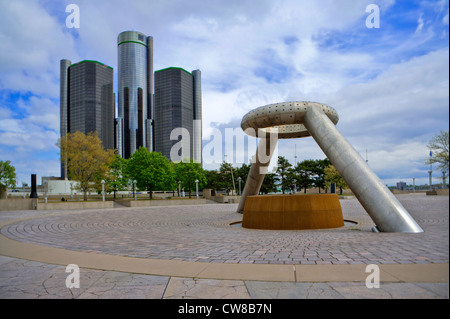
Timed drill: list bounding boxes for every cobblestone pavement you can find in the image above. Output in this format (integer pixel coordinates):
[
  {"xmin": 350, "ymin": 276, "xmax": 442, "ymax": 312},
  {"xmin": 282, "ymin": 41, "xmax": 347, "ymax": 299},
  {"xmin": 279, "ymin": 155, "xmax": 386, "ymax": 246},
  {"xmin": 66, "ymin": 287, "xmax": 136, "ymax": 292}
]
[
  {"xmin": 1, "ymin": 194, "xmax": 448, "ymax": 265},
  {"xmin": 0, "ymin": 194, "xmax": 448, "ymax": 299}
]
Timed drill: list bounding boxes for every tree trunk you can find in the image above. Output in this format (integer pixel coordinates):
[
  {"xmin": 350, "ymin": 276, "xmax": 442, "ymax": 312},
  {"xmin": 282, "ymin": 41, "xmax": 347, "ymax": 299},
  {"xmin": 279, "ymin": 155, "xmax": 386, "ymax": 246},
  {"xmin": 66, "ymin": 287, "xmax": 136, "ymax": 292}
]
[{"xmin": 0, "ymin": 186, "xmax": 7, "ymax": 199}]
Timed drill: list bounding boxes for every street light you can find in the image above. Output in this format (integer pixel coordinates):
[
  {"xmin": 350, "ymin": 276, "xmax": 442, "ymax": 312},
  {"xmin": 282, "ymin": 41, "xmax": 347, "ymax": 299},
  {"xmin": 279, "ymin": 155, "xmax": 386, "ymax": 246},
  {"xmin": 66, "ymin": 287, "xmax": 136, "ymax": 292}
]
[
  {"xmin": 224, "ymin": 154, "xmax": 236, "ymax": 195},
  {"xmin": 237, "ymin": 177, "xmax": 242, "ymax": 195},
  {"xmin": 195, "ymin": 179, "xmax": 199, "ymax": 199},
  {"xmin": 178, "ymin": 181, "xmax": 181, "ymax": 197},
  {"xmin": 133, "ymin": 180, "xmax": 137, "ymax": 200},
  {"xmin": 429, "ymin": 150, "xmax": 433, "ymax": 190},
  {"xmin": 101, "ymin": 180, "xmax": 105, "ymax": 202}
]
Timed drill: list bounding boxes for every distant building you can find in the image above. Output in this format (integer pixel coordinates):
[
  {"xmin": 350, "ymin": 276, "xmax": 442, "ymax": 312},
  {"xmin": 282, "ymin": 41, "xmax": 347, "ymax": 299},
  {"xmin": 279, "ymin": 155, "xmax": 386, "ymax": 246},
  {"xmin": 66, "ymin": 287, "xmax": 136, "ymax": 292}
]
[
  {"xmin": 117, "ymin": 31, "xmax": 154, "ymax": 158},
  {"xmin": 154, "ymin": 67, "xmax": 202, "ymax": 164},
  {"xmin": 397, "ymin": 181, "xmax": 407, "ymax": 191},
  {"xmin": 60, "ymin": 59, "xmax": 115, "ymax": 179}
]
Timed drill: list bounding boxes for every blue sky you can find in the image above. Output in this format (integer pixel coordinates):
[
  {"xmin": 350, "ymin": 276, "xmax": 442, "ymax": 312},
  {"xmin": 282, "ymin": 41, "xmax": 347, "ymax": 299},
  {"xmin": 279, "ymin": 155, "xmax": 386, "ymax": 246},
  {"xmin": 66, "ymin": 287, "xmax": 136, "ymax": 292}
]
[{"xmin": 0, "ymin": 0, "xmax": 448, "ymax": 186}]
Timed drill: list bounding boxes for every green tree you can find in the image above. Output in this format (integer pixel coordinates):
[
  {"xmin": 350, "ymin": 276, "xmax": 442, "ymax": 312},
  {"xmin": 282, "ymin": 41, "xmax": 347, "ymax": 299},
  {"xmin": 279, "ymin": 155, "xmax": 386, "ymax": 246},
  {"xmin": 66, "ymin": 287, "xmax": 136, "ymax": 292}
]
[
  {"xmin": 260, "ymin": 172, "xmax": 278, "ymax": 194},
  {"xmin": 167, "ymin": 162, "xmax": 179, "ymax": 195},
  {"xmin": 234, "ymin": 163, "xmax": 251, "ymax": 194},
  {"xmin": 324, "ymin": 165, "xmax": 348, "ymax": 195},
  {"xmin": 57, "ymin": 131, "xmax": 115, "ymax": 201},
  {"xmin": 125, "ymin": 148, "xmax": 173, "ymax": 199},
  {"xmin": 312, "ymin": 158, "xmax": 331, "ymax": 193},
  {"xmin": 174, "ymin": 159, "xmax": 207, "ymax": 198},
  {"xmin": 0, "ymin": 160, "xmax": 16, "ymax": 198},
  {"xmin": 219, "ymin": 161, "xmax": 237, "ymax": 194},
  {"xmin": 276, "ymin": 156, "xmax": 292, "ymax": 194},
  {"xmin": 234, "ymin": 163, "xmax": 251, "ymax": 183},
  {"xmin": 204, "ymin": 169, "xmax": 221, "ymax": 190},
  {"xmin": 293, "ymin": 159, "xmax": 316, "ymax": 193},
  {"xmin": 101, "ymin": 154, "xmax": 129, "ymax": 199},
  {"xmin": 426, "ymin": 130, "xmax": 449, "ymax": 175}
]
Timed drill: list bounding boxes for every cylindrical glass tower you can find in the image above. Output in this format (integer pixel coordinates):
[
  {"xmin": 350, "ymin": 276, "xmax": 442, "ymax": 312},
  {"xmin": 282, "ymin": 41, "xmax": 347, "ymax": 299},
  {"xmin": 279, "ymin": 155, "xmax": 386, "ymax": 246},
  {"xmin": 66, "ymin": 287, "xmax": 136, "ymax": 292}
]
[{"xmin": 118, "ymin": 31, "xmax": 152, "ymax": 158}]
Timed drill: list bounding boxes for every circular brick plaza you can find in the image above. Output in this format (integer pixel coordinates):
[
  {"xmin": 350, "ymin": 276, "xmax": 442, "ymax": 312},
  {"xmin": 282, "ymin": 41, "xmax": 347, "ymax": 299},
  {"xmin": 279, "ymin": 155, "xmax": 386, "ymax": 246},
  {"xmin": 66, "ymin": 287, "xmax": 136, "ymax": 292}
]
[{"xmin": 1, "ymin": 194, "xmax": 448, "ymax": 265}]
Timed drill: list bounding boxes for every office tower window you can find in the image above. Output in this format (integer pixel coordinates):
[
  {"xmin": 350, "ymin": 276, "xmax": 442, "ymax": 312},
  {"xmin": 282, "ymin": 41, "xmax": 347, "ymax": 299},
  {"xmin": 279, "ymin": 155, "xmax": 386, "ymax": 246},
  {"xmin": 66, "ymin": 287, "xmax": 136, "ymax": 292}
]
[
  {"xmin": 117, "ymin": 31, "xmax": 154, "ymax": 158},
  {"xmin": 154, "ymin": 67, "xmax": 202, "ymax": 164},
  {"xmin": 60, "ymin": 59, "xmax": 114, "ymax": 179},
  {"xmin": 123, "ymin": 87, "xmax": 130, "ymax": 159}
]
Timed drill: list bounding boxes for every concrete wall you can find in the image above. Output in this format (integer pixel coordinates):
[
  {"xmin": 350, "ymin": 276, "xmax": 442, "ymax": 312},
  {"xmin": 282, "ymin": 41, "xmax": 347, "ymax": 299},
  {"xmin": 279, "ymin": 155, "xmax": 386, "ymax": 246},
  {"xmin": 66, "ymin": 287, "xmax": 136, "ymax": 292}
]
[
  {"xmin": 0, "ymin": 199, "xmax": 113, "ymax": 211},
  {"xmin": 115, "ymin": 198, "xmax": 206, "ymax": 207},
  {"xmin": 0, "ymin": 199, "xmax": 37, "ymax": 211},
  {"xmin": 1, "ymin": 198, "xmax": 206, "ymax": 211},
  {"xmin": 37, "ymin": 201, "xmax": 114, "ymax": 210},
  {"xmin": 209, "ymin": 196, "xmax": 241, "ymax": 203},
  {"xmin": 426, "ymin": 189, "xmax": 449, "ymax": 196}
]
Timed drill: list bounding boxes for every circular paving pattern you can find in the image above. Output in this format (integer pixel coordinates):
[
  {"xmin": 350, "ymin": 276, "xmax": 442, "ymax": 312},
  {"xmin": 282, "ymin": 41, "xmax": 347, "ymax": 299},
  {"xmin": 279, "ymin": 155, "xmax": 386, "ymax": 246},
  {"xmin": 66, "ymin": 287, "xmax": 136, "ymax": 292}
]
[{"xmin": 1, "ymin": 195, "xmax": 448, "ymax": 265}]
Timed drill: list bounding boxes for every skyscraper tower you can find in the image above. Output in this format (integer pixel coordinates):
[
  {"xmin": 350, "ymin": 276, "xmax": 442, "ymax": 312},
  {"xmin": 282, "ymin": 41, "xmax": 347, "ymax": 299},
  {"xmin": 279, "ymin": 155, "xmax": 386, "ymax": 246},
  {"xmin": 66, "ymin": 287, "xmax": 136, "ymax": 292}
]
[
  {"xmin": 154, "ymin": 67, "xmax": 202, "ymax": 164},
  {"xmin": 60, "ymin": 59, "xmax": 71, "ymax": 179},
  {"xmin": 192, "ymin": 69, "xmax": 202, "ymax": 165},
  {"xmin": 117, "ymin": 31, "xmax": 154, "ymax": 158},
  {"xmin": 60, "ymin": 59, "xmax": 115, "ymax": 179}
]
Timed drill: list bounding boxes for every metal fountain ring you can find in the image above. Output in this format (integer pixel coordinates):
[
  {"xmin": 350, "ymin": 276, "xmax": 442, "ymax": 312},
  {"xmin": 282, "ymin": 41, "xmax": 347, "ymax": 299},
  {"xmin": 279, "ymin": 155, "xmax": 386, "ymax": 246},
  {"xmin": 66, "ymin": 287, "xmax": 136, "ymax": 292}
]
[{"xmin": 240, "ymin": 101, "xmax": 339, "ymax": 139}]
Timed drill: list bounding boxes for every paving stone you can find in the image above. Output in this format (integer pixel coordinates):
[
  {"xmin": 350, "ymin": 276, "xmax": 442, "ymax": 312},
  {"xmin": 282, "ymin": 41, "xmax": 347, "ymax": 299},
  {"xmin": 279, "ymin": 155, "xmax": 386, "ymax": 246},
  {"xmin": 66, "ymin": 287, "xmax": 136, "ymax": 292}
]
[
  {"xmin": 328, "ymin": 282, "xmax": 448, "ymax": 299},
  {"xmin": 0, "ymin": 194, "xmax": 448, "ymax": 299},
  {"xmin": 245, "ymin": 281, "xmax": 344, "ymax": 299},
  {"xmin": 78, "ymin": 272, "xmax": 169, "ymax": 299},
  {"xmin": 2, "ymin": 196, "xmax": 448, "ymax": 265},
  {"xmin": 163, "ymin": 277, "xmax": 250, "ymax": 299}
]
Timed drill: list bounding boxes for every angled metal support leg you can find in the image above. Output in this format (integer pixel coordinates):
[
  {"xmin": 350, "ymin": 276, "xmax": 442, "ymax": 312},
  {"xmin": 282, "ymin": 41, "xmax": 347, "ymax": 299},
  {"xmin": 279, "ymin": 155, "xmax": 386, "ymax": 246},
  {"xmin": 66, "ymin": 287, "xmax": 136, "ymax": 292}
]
[
  {"xmin": 303, "ymin": 106, "xmax": 423, "ymax": 233},
  {"xmin": 237, "ymin": 133, "xmax": 278, "ymax": 214}
]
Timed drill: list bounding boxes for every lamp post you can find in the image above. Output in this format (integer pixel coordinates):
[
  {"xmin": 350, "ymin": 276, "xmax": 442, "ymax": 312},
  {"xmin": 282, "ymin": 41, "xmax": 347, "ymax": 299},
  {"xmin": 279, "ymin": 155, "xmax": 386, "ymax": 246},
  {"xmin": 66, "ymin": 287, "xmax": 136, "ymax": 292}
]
[
  {"xmin": 429, "ymin": 150, "xmax": 433, "ymax": 190},
  {"xmin": 101, "ymin": 180, "xmax": 105, "ymax": 202},
  {"xmin": 133, "ymin": 180, "xmax": 137, "ymax": 200},
  {"xmin": 237, "ymin": 177, "xmax": 242, "ymax": 195},
  {"xmin": 195, "ymin": 180, "xmax": 199, "ymax": 199},
  {"xmin": 70, "ymin": 182, "xmax": 73, "ymax": 200},
  {"xmin": 224, "ymin": 154, "xmax": 236, "ymax": 195},
  {"xmin": 178, "ymin": 181, "xmax": 181, "ymax": 197}
]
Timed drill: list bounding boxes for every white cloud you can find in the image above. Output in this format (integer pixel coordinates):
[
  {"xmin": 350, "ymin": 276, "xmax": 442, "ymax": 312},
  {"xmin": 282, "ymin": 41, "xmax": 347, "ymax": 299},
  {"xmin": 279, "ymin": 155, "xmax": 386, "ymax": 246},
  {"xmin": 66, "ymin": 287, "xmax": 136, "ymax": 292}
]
[
  {"xmin": 416, "ymin": 15, "xmax": 425, "ymax": 32},
  {"xmin": 0, "ymin": 0, "xmax": 79, "ymax": 96},
  {"xmin": 326, "ymin": 48, "xmax": 449, "ymax": 131},
  {"xmin": 0, "ymin": 0, "xmax": 448, "ymax": 186},
  {"xmin": 0, "ymin": 119, "xmax": 22, "ymax": 133}
]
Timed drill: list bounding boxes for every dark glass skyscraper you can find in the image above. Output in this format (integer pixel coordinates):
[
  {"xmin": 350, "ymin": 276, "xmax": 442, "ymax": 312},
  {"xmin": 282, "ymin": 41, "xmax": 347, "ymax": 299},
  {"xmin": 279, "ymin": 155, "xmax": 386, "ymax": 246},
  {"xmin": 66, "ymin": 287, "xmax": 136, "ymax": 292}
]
[
  {"xmin": 117, "ymin": 31, "xmax": 154, "ymax": 158},
  {"xmin": 154, "ymin": 67, "xmax": 202, "ymax": 164},
  {"xmin": 60, "ymin": 59, "xmax": 115, "ymax": 179}
]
